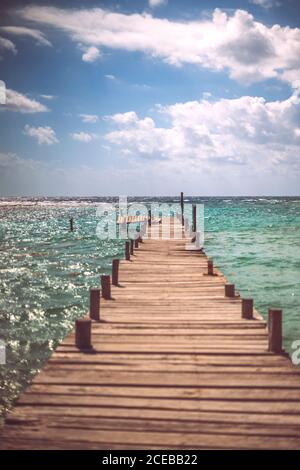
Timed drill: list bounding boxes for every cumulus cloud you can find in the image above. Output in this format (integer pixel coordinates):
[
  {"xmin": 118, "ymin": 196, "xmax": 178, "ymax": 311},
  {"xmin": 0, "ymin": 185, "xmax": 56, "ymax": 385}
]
[
  {"xmin": 0, "ymin": 36, "xmax": 17, "ymax": 56},
  {"xmin": 70, "ymin": 131, "xmax": 98, "ymax": 142},
  {"xmin": 16, "ymin": 6, "xmax": 300, "ymax": 85},
  {"xmin": 2, "ymin": 89, "xmax": 48, "ymax": 113},
  {"xmin": 0, "ymin": 26, "xmax": 51, "ymax": 46},
  {"xmin": 24, "ymin": 125, "xmax": 59, "ymax": 145},
  {"xmin": 82, "ymin": 46, "xmax": 101, "ymax": 62},
  {"xmin": 149, "ymin": 0, "xmax": 168, "ymax": 8},
  {"xmin": 79, "ymin": 114, "xmax": 99, "ymax": 123},
  {"xmin": 105, "ymin": 87, "xmax": 300, "ymax": 173}
]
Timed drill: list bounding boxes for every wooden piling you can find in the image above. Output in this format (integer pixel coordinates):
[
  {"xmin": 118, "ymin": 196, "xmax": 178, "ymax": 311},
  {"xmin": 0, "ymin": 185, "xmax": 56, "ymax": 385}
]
[
  {"xmin": 242, "ymin": 298, "xmax": 253, "ymax": 320},
  {"xmin": 180, "ymin": 192, "xmax": 184, "ymax": 225},
  {"xmin": 225, "ymin": 284, "xmax": 235, "ymax": 297},
  {"xmin": 268, "ymin": 308, "xmax": 283, "ymax": 353},
  {"xmin": 75, "ymin": 317, "xmax": 91, "ymax": 350},
  {"xmin": 192, "ymin": 204, "xmax": 197, "ymax": 232},
  {"xmin": 207, "ymin": 259, "xmax": 214, "ymax": 275},
  {"xmin": 125, "ymin": 241, "xmax": 130, "ymax": 261},
  {"xmin": 101, "ymin": 275, "xmax": 111, "ymax": 300},
  {"xmin": 112, "ymin": 259, "xmax": 119, "ymax": 286},
  {"xmin": 69, "ymin": 217, "xmax": 74, "ymax": 232},
  {"xmin": 130, "ymin": 239, "xmax": 134, "ymax": 255},
  {"xmin": 148, "ymin": 209, "xmax": 152, "ymax": 226},
  {"xmin": 89, "ymin": 288, "xmax": 100, "ymax": 321}
]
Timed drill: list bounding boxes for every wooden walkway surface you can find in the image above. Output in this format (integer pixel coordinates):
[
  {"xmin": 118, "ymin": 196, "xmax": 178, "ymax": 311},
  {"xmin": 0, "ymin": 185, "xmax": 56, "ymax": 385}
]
[{"xmin": 1, "ymin": 218, "xmax": 300, "ymax": 449}]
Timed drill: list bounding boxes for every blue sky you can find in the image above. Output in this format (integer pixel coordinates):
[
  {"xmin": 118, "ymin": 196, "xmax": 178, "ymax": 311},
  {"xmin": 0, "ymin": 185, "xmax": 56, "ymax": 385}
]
[{"xmin": 0, "ymin": 0, "xmax": 299, "ymax": 196}]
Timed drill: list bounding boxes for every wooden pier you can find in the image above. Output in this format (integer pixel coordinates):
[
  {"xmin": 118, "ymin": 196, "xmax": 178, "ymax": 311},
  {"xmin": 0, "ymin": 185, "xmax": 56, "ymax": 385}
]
[{"xmin": 1, "ymin": 217, "xmax": 300, "ymax": 449}]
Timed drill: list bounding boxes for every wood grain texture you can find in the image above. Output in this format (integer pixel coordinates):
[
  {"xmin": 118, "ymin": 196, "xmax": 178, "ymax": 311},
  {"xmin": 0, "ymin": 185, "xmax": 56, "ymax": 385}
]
[{"xmin": 1, "ymin": 217, "xmax": 300, "ymax": 450}]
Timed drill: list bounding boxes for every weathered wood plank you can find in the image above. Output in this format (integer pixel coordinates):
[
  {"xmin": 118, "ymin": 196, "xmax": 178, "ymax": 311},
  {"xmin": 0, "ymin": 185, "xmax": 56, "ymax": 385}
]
[{"xmin": 0, "ymin": 217, "xmax": 299, "ymax": 450}]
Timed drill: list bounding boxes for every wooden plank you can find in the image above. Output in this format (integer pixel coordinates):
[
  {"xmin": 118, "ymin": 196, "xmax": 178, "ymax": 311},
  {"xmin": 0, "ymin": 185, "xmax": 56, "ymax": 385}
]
[{"xmin": 0, "ymin": 216, "xmax": 299, "ymax": 450}]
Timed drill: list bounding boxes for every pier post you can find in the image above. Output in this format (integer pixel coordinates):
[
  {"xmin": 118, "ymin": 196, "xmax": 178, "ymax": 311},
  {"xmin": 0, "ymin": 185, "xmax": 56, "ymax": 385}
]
[
  {"xmin": 192, "ymin": 204, "xmax": 197, "ymax": 232},
  {"xmin": 180, "ymin": 192, "xmax": 184, "ymax": 226},
  {"xmin": 225, "ymin": 284, "xmax": 235, "ymax": 297},
  {"xmin": 89, "ymin": 288, "xmax": 100, "ymax": 321},
  {"xmin": 148, "ymin": 209, "xmax": 152, "ymax": 226},
  {"xmin": 130, "ymin": 239, "xmax": 134, "ymax": 255},
  {"xmin": 101, "ymin": 275, "xmax": 111, "ymax": 299},
  {"xmin": 75, "ymin": 317, "xmax": 92, "ymax": 350},
  {"xmin": 242, "ymin": 298, "xmax": 253, "ymax": 320},
  {"xmin": 69, "ymin": 217, "xmax": 74, "ymax": 232},
  {"xmin": 125, "ymin": 241, "xmax": 130, "ymax": 260},
  {"xmin": 268, "ymin": 309, "xmax": 283, "ymax": 353},
  {"xmin": 112, "ymin": 259, "xmax": 119, "ymax": 286},
  {"xmin": 207, "ymin": 259, "xmax": 214, "ymax": 275}
]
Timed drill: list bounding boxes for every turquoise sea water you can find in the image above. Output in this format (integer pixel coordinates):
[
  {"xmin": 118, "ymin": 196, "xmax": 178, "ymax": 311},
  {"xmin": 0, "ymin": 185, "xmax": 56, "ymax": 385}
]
[{"xmin": 0, "ymin": 196, "xmax": 299, "ymax": 417}]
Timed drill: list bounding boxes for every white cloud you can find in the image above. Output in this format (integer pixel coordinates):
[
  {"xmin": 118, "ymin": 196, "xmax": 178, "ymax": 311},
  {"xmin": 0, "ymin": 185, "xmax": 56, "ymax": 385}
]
[
  {"xmin": 40, "ymin": 94, "xmax": 55, "ymax": 100},
  {"xmin": 0, "ymin": 36, "xmax": 17, "ymax": 55},
  {"xmin": 24, "ymin": 125, "xmax": 59, "ymax": 145},
  {"xmin": 79, "ymin": 114, "xmax": 98, "ymax": 123},
  {"xmin": 0, "ymin": 80, "xmax": 5, "ymax": 104},
  {"xmin": 2, "ymin": 89, "xmax": 48, "ymax": 113},
  {"xmin": 0, "ymin": 26, "xmax": 51, "ymax": 46},
  {"xmin": 16, "ymin": 6, "xmax": 300, "ymax": 85},
  {"xmin": 105, "ymin": 74, "xmax": 116, "ymax": 81},
  {"xmin": 149, "ymin": 0, "xmax": 168, "ymax": 8},
  {"xmin": 105, "ymin": 87, "xmax": 300, "ymax": 174},
  {"xmin": 70, "ymin": 131, "xmax": 98, "ymax": 142},
  {"xmin": 82, "ymin": 46, "xmax": 101, "ymax": 62},
  {"xmin": 250, "ymin": 0, "xmax": 279, "ymax": 8}
]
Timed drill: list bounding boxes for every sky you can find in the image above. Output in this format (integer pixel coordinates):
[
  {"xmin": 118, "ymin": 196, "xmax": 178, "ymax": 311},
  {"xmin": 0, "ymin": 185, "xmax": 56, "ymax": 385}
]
[{"xmin": 0, "ymin": 0, "xmax": 299, "ymax": 196}]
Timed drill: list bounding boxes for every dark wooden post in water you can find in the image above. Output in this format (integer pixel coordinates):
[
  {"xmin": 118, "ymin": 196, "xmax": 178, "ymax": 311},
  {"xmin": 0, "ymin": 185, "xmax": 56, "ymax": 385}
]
[
  {"xmin": 112, "ymin": 259, "xmax": 119, "ymax": 286},
  {"xmin": 69, "ymin": 217, "xmax": 74, "ymax": 232},
  {"xmin": 242, "ymin": 298, "xmax": 253, "ymax": 319},
  {"xmin": 89, "ymin": 288, "xmax": 100, "ymax": 321},
  {"xmin": 225, "ymin": 284, "xmax": 235, "ymax": 297},
  {"xmin": 148, "ymin": 209, "xmax": 152, "ymax": 226},
  {"xmin": 75, "ymin": 317, "xmax": 92, "ymax": 349},
  {"xmin": 130, "ymin": 239, "xmax": 134, "ymax": 255},
  {"xmin": 207, "ymin": 259, "xmax": 214, "ymax": 275},
  {"xmin": 192, "ymin": 204, "xmax": 197, "ymax": 232},
  {"xmin": 101, "ymin": 275, "xmax": 111, "ymax": 299},
  {"xmin": 268, "ymin": 308, "xmax": 283, "ymax": 353},
  {"xmin": 125, "ymin": 241, "xmax": 130, "ymax": 261},
  {"xmin": 180, "ymin": 192, "xmax": 184, "ymax": 226}
]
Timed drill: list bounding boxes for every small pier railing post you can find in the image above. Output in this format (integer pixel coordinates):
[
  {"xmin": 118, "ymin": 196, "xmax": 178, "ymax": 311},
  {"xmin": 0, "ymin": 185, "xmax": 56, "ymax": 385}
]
[
  {"xmin": 125, "ymin": 241, "xmax": 130, "ymax": 260},
  {"xmin": 112, "ymin": 259, "xmax": 119, "ymax": 286},
  {"xmin": 101, "ymin": 274, "xmax": 111, "ymax": 299},
  {"xmin": 268, "ymin": 308, "xmax": 283, "ymax": 353},
  {"xmin": 242, "ymin": 298, "xmax": 253, "ymax": 319},
  {"xmin": 207, "ymin": 259, "xmax": 214, "ymax": 275},
  {"xmin": 192, "ymin": 204, "xmax": 196, "ymax": 232},
  {"xmin": 90, "ymin": 288, "xmax": 100, "ymax": 321},
  {"xmin": 180, "ymin": 192, "xmax": 184, "ymax": 226},
  {"xmin": 75, "ymin": 317, "xmax": 92, "ymax": 350},
  {"xmin": 225, "ymin": 284, "xmax": 235, "ymax": 297}
]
